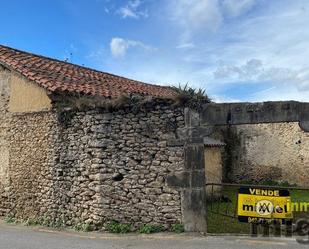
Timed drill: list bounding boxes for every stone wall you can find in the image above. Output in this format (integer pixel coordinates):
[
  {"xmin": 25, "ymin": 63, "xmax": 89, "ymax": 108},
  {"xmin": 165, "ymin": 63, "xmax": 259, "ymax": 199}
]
[
  {"xmin": 217, "ymin": 122, "xmax": 309, "ymax": 186},
  {"xmin": 8, "ymin": 112, "xmax": 58, "ymax": 218},
  {"xmin": 50, "ymin": 106, "xmax": 185, "ymax": 228},
  {"xmin": 0, "ymin": 66, "xmax": 11, "ymax": 215},
  {"xmin": 1, "ymin": 103, "xmax": 185, "ymax": 229},
  {"xmin": 0, "ymin": 68, "xmax": 185, "ymax": 229}
]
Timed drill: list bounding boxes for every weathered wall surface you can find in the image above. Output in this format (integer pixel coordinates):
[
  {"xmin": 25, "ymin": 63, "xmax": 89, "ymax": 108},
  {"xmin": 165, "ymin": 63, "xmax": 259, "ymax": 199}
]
[
  {"xmin": 9, "ymin": 112, "xmax": 58, "ymax": 218},
  {"xmin": 9, "ymin": 74, "xmax": 51, "ymax": 113},
  {"xmin": 1, "ymin": 103, "xmax": 185, "ymax": 229},
  {"xmin": 217, "ymin": 122, "xmax": 309, "ymax": 186},
  {"xmin": 201, "ymin": 102, "xmax": 309, "ymax": 186},
  {"xmin": 50, "ymin": 106, "xmax": 185, "ymax": 228},
  {"xmin": 204, "ymin": 147, "xmax": 222, "ymax": 184},
  {"xmin": 204, "ymin": 147, "xmax": 222, "ymax": 196},
  {"xmin": 0, "ymin": 66, "xmax": 11, "ymax": 215},
  {"xmin": 0, "ymin": 67, "xmax": 57, "ymax": 217},
  {"xmin": 0, "ymin": 68, "xmax": 185, "ymax": 229}
]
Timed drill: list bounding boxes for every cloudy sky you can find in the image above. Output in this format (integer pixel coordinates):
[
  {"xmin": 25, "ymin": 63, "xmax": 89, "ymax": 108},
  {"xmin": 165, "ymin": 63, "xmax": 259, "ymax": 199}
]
[{"xmin": 1, "ymin": 0, "xmax": 309, "ymax": 102}]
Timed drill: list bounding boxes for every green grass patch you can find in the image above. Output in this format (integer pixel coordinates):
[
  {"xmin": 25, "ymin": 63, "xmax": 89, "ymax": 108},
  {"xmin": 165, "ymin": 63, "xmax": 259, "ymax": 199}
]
[
  {"xmin": 138, "ymin": 224, "xmax": 165, "ymax": 234},
  {"xmin": 206, "ymin": 186, "xmax": 250, "ymax": 234},
  {"xmin": 4, "ymin": 215, "xmax": 17, "ymax": 224},
  {"xmin": 106, "ymin": 221, "xmax": 132, "ymax": 233},
  {"xmin": 206, "ymin": 186, "xmax": 309, "ymax": 234},
  {"xmin": 24, "ymin": 218, "xmax": 41, "ymax": 226},
  {"xmin": 73, "ymin": 223, "xmax": 92, "ymax": 232},
  {"xmin": 171, "ymin": 224, "xmax": 184, "ymax": 233},
  {"xmin": 239, "ymin": 180, "xmax": 297, "ymax": 187},
  {"xmin": 4, "ymin": 215, "xmax": 67, "ymax": 229}
]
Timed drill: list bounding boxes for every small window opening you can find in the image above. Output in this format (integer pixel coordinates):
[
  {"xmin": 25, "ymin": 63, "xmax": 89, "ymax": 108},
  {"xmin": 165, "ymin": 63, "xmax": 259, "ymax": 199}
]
[{"xmin": 112, "ymin": 173, "xmax": 124, "ymax": 181}]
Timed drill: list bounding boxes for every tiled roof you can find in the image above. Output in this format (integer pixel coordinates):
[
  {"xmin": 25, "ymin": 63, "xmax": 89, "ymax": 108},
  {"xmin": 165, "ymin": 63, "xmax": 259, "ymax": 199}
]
[
  {"xmin": 203, "ymin": 137, "xmax": 226, "ymax": 147},
  {"xmin": 0, "ymin": 45, "xmax": 176, "ymax": 99}
]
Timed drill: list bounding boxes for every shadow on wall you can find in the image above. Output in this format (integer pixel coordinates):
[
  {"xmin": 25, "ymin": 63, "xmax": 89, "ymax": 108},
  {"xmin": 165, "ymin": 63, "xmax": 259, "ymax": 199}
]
[{"xmin": 220, "ymin": 125, "xmax": 283, "ymax": 184}]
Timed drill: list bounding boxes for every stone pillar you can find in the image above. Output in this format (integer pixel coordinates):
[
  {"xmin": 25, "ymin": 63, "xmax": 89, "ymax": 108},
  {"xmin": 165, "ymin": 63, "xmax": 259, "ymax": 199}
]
[
  {"xmin": 182, "ymin": 143, "xmax": 207, "ymax": 232},
  {"xmin": 167, "ymin": 108, "xmax": 209, "ymax": 232}
]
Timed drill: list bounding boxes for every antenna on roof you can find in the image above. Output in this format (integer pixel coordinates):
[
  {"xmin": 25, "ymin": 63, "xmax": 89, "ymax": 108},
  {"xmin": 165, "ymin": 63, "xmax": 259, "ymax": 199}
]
[{"xmin": 64, "ymin": 53, "xmax": 73, "ymax": 63}]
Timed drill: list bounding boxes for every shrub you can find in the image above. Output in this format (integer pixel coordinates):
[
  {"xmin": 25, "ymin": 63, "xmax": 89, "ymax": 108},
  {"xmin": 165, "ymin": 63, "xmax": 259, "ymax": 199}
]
[
  {"xmin": 260, "ymin": 180, "xmax": 297, "ymax": 187},
  {"xmin": 38, "ymin": 216, "xmax": 53, "ymax": 227},
  {"xmin": 73, "ymin": 223, "xmax": 92, "ymax": 232},
  {"xmin": 172, "ymin": 83, "xmax": 211, "ymax": 111},
  {"xmin": 138, "ymin": 224, "xmax": 165, "ymax": 234},
  {"xmin": 24, "ymin": 218, "xmax": 40, "ymax": 226},
  {"xmin": 5, "ymin": 215, "xmax": 17, "ymax": 224},
  {"xmin": 171, "ymin": 224, "xmax": 184, "ymax": 233},
  {"xmin": 106, "ymin": 221, "xmax": 132, "ymax": 233},
  {"xmin": 239, "ymin": 179, "xmax": 297, "ymax": 187}
]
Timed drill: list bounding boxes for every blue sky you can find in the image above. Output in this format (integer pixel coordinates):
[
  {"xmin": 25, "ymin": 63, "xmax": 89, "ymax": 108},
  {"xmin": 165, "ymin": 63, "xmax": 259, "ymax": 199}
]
[{"xmin": 1, "ymin": 0, "xmax": 309, "ymax": 102}]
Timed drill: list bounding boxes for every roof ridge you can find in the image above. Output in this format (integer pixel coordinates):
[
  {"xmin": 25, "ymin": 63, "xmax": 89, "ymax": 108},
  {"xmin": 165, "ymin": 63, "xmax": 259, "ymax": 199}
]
[
  {"xmin": 0, "ymin": 44, "xmax": 176, "ymax": 98},
  {"xmin": 0, "ymin": 44, "xmax": 171, "ymax": 90}
]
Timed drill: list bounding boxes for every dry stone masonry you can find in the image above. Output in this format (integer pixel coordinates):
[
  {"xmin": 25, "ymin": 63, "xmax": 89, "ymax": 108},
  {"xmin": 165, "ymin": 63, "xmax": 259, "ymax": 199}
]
[
  {"xmin": 50, "ymin": 105, "xmax": 185, "ymax": 228},
  {"xmin": 0, "ymin": 93, "xmax": 186, "ymax": 229},
  {"xmin": 2, "ymin": 61, "xmax": 309, "ymax": 233}
]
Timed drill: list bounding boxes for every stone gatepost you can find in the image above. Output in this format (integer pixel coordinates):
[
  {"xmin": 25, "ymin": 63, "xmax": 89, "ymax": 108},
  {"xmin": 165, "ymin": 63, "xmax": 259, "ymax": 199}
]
[{"xmin": 167, "ymin": 108, "xmax": 212, "ymax": 232}]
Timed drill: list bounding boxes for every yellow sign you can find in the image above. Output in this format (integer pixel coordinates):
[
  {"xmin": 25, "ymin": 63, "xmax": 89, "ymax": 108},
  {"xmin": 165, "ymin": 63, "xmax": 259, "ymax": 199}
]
[{"xmin": 237, "ymin": 187, "xmax": 293, "ymax": 223}]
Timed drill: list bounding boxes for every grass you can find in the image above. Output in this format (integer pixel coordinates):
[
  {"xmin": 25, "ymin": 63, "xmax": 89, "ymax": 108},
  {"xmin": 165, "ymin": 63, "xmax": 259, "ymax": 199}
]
[
  {"xmin": 171, "ymin": 224, "xmax": 185, "ymax": 233},
  {"xmin": 106, "ymin": 221, "xmax": 132, "ymax": 233},
  {"xmin": 73, "ymin": 223, "xmax": 92, "ymax": 232},
  {"xmin": 206, "ymin": 186, "xmax": 309, "ymax": 234},
  {"xmin": 3, "ymin": 215, "xmax": 184, "ymax": 234},
  {"xmin": 138, "ymin": 224, "xmax": 165, "ymax": 234},
  {"xmin": 24, "ymin": 218, "xmax": 41, "ymax": 226},
  {"xmin": 4, "ymin": 216, "xmax": 67, "ymax": 229},
  {"xmin": 4, "ymin": 215, "xmax": 17, "ymax": 224},
  {"xmin": 206, "ymin": 187, "xmax": 250, "ymax": 234}
]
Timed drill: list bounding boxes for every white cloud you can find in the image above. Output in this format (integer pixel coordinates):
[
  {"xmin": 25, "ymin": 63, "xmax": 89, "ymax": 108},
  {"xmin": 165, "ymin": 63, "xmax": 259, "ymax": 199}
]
[
  {"xmin": 250, "ymin": 85, "xmax": 309, "ymax": 102},
  {"xmin": 110, "ymin": 38, "xmax": 129, "ymax": 57},
  {"xmin": 165, "ymin": 1, "xmax": 309, "ymax": 100},
  {"xmin": 119, "ymin": 7, "xmax": 138, "ymax": 18},
  {"xmin": 214, "ymin": 59, "xmax": 309, "ymax": 91},
  {"xmin": 92, "ymin": 1, "xmax": 309, "ymax": 102},
  {"xmin": 110, "ymin": 37, "xmax": 154, "ymax": 58},
  {"xmin": 176, "ymin": 43, "xmax": 196, "ymax": 49},
  {"xmin": 222, "ymin": 0, "xmax": 256, "ymax": 18},
  {"xmin": 214, "ymin": 59, "xmax": 263, "ymax": 80},
  {"xmin": 118, "ymin": 0, "xmax": 148, "ymax": 19},
  {"xmin": 171, "ymin": 0, "xmax": 222, "ymax": 35},
  {"xmin": 129, "ymin": 0, "xmax": 141, "ymax": 9},
  {"xmin": 211, "ymin": 94, "xmax": 241, "ymax": 103},
  {"xmin": 168, "ymin": 0, "xmax": 257, "ymax": 40}
]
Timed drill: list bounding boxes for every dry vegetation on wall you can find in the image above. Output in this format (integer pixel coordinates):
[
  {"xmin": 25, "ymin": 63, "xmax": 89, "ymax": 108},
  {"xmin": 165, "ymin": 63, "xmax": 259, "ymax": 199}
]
[
  {"xmin": 51, "ymin": 92, "xmax": 173, "ymax": 112},
  {"xmin": 171, "ymin": 84, "xmax": 212, "ymax": 111},
  {"xmin": 50, "ymin": 84, "xmax": 212, "ymax": 113}
]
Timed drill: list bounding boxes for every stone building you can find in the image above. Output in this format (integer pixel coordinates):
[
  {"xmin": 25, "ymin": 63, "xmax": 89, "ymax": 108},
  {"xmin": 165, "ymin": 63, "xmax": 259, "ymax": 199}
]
[
  {"xmin": 221, "ymin": 122, "xmax": 309, "ymax": 185},
  {"xmin": 203, "ymin": 102, "xmax": 309, "ymax": 187},
  {"xmin": 1, "ymin": 45, "xmax": 309, "ymax": 233},
  {"xmin": 0, "ymin": 45, "xmax": 185, "ymax": 230}
]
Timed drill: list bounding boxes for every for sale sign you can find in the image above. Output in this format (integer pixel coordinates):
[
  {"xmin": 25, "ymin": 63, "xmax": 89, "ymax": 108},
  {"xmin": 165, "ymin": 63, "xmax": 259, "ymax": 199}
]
[{"xmin": 237, "ymin": 187, "xmax": 293, "ymax": 224}]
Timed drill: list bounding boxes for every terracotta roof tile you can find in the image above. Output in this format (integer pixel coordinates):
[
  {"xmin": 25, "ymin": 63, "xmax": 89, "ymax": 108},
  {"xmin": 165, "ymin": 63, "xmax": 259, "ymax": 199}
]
[
  {"xmin": 203, "ymin": 137, "xmax": 226, "ymax": 147},
  {"xmin": 0, "ymin": 45, "xmax": 176, "ymax": 99}
]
